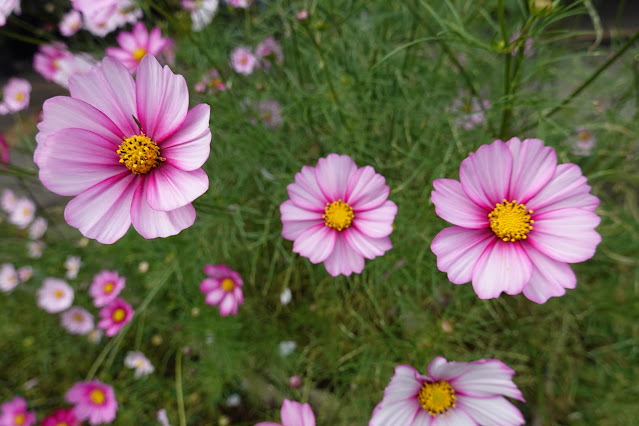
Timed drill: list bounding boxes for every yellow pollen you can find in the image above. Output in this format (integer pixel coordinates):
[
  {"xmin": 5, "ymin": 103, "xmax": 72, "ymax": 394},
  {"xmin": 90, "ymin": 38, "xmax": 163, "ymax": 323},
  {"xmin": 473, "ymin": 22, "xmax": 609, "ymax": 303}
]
[
  {"xmin": 132, "ymin": 47, "xmax": 147, "ymax": 62},
  {"xmin": 90, "ymin": 389, "xmax": 106, "ymax": 405},
  {"xmin": 112, "ymin": 308, "xmax": 126, "ymax": 322},
  {"xmin": 417, "ymin": 380, "xmax": 456, "ymax": 416},
  {"xmin": 489, "ymin": 199, "xmax": 534, "ymax": 242},
  {"xmin": 54, "ymin": 290, "xmax": 64, "ymax": 298},
  {"xmin": 56, "ymin": 422, "xmax": 69, "ymax": 426},
  {"xmin": 74, "ymin": 314, "xmax": 84, "ymax": 322},
  {"xmin": 23, "ymin": 207, "xmax": 30, "ymax": 215},
  {"xmin": 323, "ymin": 199, "xmax": 354, "ymax": 231},
  {"xmin": 117, "ymin": 134, "xmax": 164, "ymax": 175},
  {"xmin": 14, "ymin": 414, "xmax": 25, "ymax": 425},
  {"xmin": 221, "ymin": 278, "xmax": 235, "ymax": 292},
  {"xmin": 578, "ymin": 131, "xmax": 591, "ymax": 140},
  {"xmin": 15, "ymin": 92, "xmax": 24, "ymax": 101},
  {"xmin": 104, "ymin": 282, "xmax": 115, "ymax": 293}
]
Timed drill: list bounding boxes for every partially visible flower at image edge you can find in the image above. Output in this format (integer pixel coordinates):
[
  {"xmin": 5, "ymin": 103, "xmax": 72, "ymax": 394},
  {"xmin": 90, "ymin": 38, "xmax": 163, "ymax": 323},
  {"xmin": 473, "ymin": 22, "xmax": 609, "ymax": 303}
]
[
  {"xmin": 200, "ymin": 264, "xmax": 244, "ymax": 316},
  {"xmin": 256, "ymin": 399, "xmax": 315, "ymax": 426},
  {"xmin": 0, "ymin": 396, "xmax": 36, "ymax": 426},
  {"xmin": 65, "ymin": 380, "xmax": 117, "ymax": 425}
]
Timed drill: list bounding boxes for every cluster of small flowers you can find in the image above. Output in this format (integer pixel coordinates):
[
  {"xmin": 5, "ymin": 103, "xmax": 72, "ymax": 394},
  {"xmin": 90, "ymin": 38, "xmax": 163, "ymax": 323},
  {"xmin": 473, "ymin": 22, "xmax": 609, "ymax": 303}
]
[
  {"xmin": 230, "ymin": 36, "xmax": 284, "ymax": 76},
  {"xmin": 2, "ymin": 189, "xmax": 47, "ymax": 258}
]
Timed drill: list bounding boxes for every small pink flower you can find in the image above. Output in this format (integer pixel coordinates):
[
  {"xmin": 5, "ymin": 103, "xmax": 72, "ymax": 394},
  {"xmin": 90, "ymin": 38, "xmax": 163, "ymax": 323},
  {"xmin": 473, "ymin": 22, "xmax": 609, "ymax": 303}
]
[
  {"xmin": 106, "ymin": 22, "xmax": 174, "ymax": 73},
  {"xmin": 124, "ymin": 351, "xmax": 154, "ymax": 378},
  {"xmin": 0, "ymin": 78, "xmax": 31, "ymax": 114},
  {"xmin": 37, "ymin": 278, "xmax": 74, "ymax": 313},
  {"xmin": 510, "ymin": 32, "xmax": 534, "ymax": 57},
  {"xmin": 27, "ymin": 241, "xmax": 45, "ymax": 258},
  {"xmin": 228, "ymin": 0, "xmax": 252, "ymax": 9},
  {"xmin": 256, "ymin": 399, "xmax": 315, "ymax": 426},
  {"xmin": 72, "ymin": 0, "xmax": 141, "ymax": 37},
  {"xmin": 157, "ymin": 409, "xmax": 170, "ymax": 426},
  {"xmin": 42, "ymin": 408, "xmax": 78, "ymax": 426},
  {"xmin": 571, "ymin": 128, "xmax": 595, "ymax": 156},
  {"xmin": 1, "ymin": 188, "xmax": 17, "ymax": 212},
  {"xmin": 66, "ymin": 380, "xmax": 118, "ymax": 425},
  {"xmin": 64, "ymin": 255, "xmax": 82, "ymax": 279},
  {"xmin": 28, "ymin": 217, "xmax": 47, "ymax": 239},
  {"xmin": 33, "ymin": 43, "xmax": 96, "ymax": 88},
  {"xmin": 254, "ymin": 99, "xmax": 282, "ymax": 129},
  {"xmin": 256, "ymin": 37, "xmax": 284, "ymax": 69},
  {"xmin": 61, "ymin": 306, "xmax": 95, "ymax": 335},
  {"xmin": 448, "ymin": 94, "xmax": 491, "ymax": 130},
  {"xmin": 280, "ymin": 154, "xmax": 397, "ymax": 276},
  {"xmin": 17, "ymin": 266, "xmax": 32, "ymax": 283},
  {"xmin": 0, "ymin": 0, "xmax": 20, "ymax": 27},
  {"xmin": 199, "ymin": 264, "xmax": 244, "ymax": 316},
  {"xmin": 8, "ymin": 197, "xmax": 34, "ymax": 229},
  {"xmin": 0, "ymin": 396, "xmax": 36, "ymax": 426},
  {"xmin": 431, "ymin": 138, "xmax": 601, "ymax": 303},
  {"xmin": 98, "ymin": 297, "xmax": 134, "ymax": 336},
  {"xmin": 295, "ymin": 9, "xmax": 309, "ymax": 21},
  {"xmin": 195, "ymin": 69, "xmax": 226, "ymax": 94},
  {"xmin": 230, "ymin": 46, "xmax": 259, "ymax": 75},
  {"xmin": 182, "ymin": 0, "xmax": 219, "ymax": 31},
  {"xmin": 370, "ymin": 358, "xmax": 525, "ymax": 426},
  {"xmin": 89, "ymin": 270, "xmax": 126, "ymax": 307},
  {"xmin": 59, "ymin": 9, "xmax": 83, "ymax": 36},
  {"xmin": 0, "ymin": 263, "xmax": 18, "ymax": 292}
]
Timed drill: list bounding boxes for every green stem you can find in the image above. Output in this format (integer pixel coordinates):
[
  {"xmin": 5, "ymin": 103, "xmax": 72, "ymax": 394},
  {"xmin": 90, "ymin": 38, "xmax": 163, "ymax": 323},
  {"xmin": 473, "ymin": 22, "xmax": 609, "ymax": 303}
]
[
  {"xmin": 498, "ymin": 0, "xmax": 513, "ymax": 138},
  {"xmin": 176, "ymin": 349, "xmax": 187, "ymax": 426}
]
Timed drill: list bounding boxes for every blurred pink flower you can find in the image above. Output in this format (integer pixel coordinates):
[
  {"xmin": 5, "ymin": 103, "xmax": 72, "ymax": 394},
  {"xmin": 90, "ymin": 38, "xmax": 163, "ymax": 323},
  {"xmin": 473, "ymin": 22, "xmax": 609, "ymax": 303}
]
[
  {"xmin": 0, "ymin": 263, "xmax": 18, "ymax": 292},
  {"xmin": 35, "ymin": 55, "xmax": 211, "ymax": 244},
  {"xmin": 0, "ymin": 396, "xmax": 36, "ymax": 426},
  {"xmin": 90, "ymin": 270, "xmax": 126, "ymax": 307},
  {"xmin": 72, "ymin": 0, "xmax": 141, "ymax": 37},
  {"xmin": 230, "ymin": 46, "xmax": 259, "ymax": 75},
  {"xmin": 0, "ymin": 78, "xmax": 31, "ymax": 114},
  {"xmin": 61, "ymin": 306, "xmax": 94, "ymax": 335},
  {"xmin": 106, "ymin": 22, "xmax": 174, "ymax": 73},
  {"xmin": 37, "ymin": 278, "xmax": 74, "ymax": 313},
  {"xmin": 370, "ymin": 358, "xmax": 525, "ymax": 426},
  {"xmin": 59, "ymin": 9, "xmax": 83, "ymax": 36},
  {"xmin": 448, "ymin": 94, "xmax": 490, "ymax": 130},
  {"xmin": 33, "ymin": 43, "xmax": 96, "ymax": 89},
  {"xmin": 228, "ymin": 0, "xmax": 251, "ymax": 9},
  {"xmin": 157, "ymin": 409, "xmax": 170, "ymax": 426},
  {"xmin": 431, "ymin": 138, "xmax": 601, "ymax": 303},
  {"xmin": 124, "ymin": 351, "xmax": 154, "ymax": 378},
  {"xmin": 28, "ymin": 217, "xmax": 47, "ymax": 239},
  {"xmin": 8, "ymin": 197, "xmax": 34, "ymax": 228},
  {"xmin": 42, "ymin": 408, "xmax": 78, "ymax": 426},
  {"xmin": 17, "ymin": 265, "xmax": 32, "ymax": 282},
  {"xmin": 0, "ymin": 0, "xmax": 20, "ymax": 27},
  {"xmin": 98, "ymin": 297, "xmax": 134, "ymax": 336},
  {"xmin": 182, "ymin": 0, "xmax": 218, "ymax": 31},
  {"xmin": 64, "ymin": 255, "xmax": 82, "ymax": 279},
  {"xmin": 66, "ymin": 380, "xmax": 118, "ymax": 425},
  {"xmin": 195, "ymin": 69, "xmax": 226, "ymax": 94},
  {"xmin": 510, "ymin": 32, "xmax": 534, "ymax": 57},
  {"xmin": 256, "ymin": 399, "xmax": 315, "ymax": 426},
  {"xmin": 571, "ymin": 128, "xmax": 595, "ymax": 156},
  {"xmin": 1, "ymin": 188, "xmax": 17, "ymax": 212},
  {"xmin": 200, "ymin": 264, "xmax": 244, "ymax": 316},
  {"xmin": 295, "ymin": 9, "xmax": 309, "ymax": 21},
  {"xmin": 256, "ymin": 36, "xmax": 284, "ymax": 69},
  {"xmin": 280, "ymin": 154, "xmax": 397, "ymax": 276},
  {"xmin": 255, "ymin": 99, "xmax": 282, "ymax": 129}
]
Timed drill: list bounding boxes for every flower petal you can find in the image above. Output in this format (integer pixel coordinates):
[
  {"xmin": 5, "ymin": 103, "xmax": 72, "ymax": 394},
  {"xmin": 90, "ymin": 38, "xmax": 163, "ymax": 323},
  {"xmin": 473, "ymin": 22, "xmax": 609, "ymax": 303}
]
[
  {"xmin": 345, "ymin": 165, "xmax": 389, "ymax": 211},
  {"xmin": 369, "ymin": 398, "xmax": 421, "ymax": 426},
  {"xmin": 460, "ymin": 140, "xmax": 513, "ymax": 210},
  {"xmin": 280, "ymin": 200, "xmax": 324, "ymax": 241},
  {"xmin": 293, "ymin": 224, "xmax": 336, "ymax": 264},
  {"xmin": 431, "ymin": 179, "xmax": 489, "ymax": 229},
  {"xmin": 287, "ymin": 165, "xmax": 326, "ymax": 212},
  {"xmin": 520, "ymin": 242, "xmax": 576, "ymax": 303},
  {"xmin": 456, "ymin": 396, "xmax": 525, "ymax": 426},
  {"xmin": 431, "ymin": 409, "xmax": 475, "ymax": 426},
  {"xmin": 323, "ymin": 235, "xmax": 364, "ymax": 277},
  {"xmin": 380, "ymin": 365, "xmax": 423, "ymax": 404},
  {"xmin": 427, "ymin": 357, "xmax": 472, "ymax": 382},
  {"xmin": 450, "ymin": 359, "xmax": 525, "ymax": 401},
  {"xmin": 200, "ymin": 278, "xmax": 220, "ymax": 294},
  {"xmin": 219, "ymin": 293, "xmax": 237, "ymax": 315},
  {"xmin": 281, "ymin": 400, "xmax": 316, "ymax": 426},
  {"xmin": 344, "ymin": 227, "xmax": 392, "ymax": 259},
  {"xmin": 353, "ymin": 200, "xmax": 397, "ymax": 238},
  {"xmin": 130, "ymin": 182, "xmax": 196, "ymax": 239},
  {"xmin": 146, "ymin": 164, "xmax": 208, "ymax": 211},
  {"xmin": 506, "ymin": 138, "xmax": 556, "ymax": 204},
  {"xmin": 528, "ymin": 208, "xmax": 601, "ymax": 263},
  {"xmin": 430, "ymin": 227, "xmax": 494, "ymax": 285},
  {"xmin": 526, "ymin": 164, "xmax": 599, "ymax": 214},
  {"xmin": 315, "ymin": 154, "xmax": 357, "ymax": 202},
  {"xmin": 161, "ymin": 104, "xmax": 211, "ymax": 171},
  {"xmin": 471, "ymin": 240, "xmax": 532, "ymax": 299}
]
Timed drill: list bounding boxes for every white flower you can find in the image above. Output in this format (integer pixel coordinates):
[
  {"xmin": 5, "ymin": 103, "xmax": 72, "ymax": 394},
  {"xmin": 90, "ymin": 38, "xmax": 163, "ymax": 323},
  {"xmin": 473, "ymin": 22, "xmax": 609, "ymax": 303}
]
[
  {"xmin": 61, "ymin": 306, "xmax": 94, "ymax": 335},
  {"xmin": 1, "ymin": 188, "xmax": 17, "ymax": 213},
  {"xmin": 37, "ymin": 278, "xmax": 74, "ymax": 313},
  {"xmin": 182, "ymin": 0, "xmax": 218, "ymax": 31},
  {"xmin": 157, "ymin": 409, "xmax": 171, "ymax": 426},
  {"xmin": 28, "ymin": 217, "xmax": 47, "ymax": 239},
  {"xmin": 27, "ymin": 240, "xmax": 45, "ymax": 258},
  {"xmin": 278, "ymin": 340, "xmax": 297, "ymax": 357},
  {"xmin": 138, "ymin": 261, "xmax": 149, "ymax": 273},
  {"xmin": 64, "ymin": 255, "xmax": 82, "ymax": 279},
  {"xmin": 17, "ymin": 266, "xmax": 32, "ymax": 282},
  {"xmin": 124, "ymin": 351, "xmax": 155, "ymax": 378},
  {"xmin": 225, "ymin": 393, "xmax": 241, "ymax": 407},
  {"xmin": 0, "ymin": 263, "xmax": 18, "ymax": 292},
  {"xmin": 279, "ymin": 288, "xmax": 292, "ymax": 305},
  {"xmin": 88, "ymin": 328, "xmax": 103, "ymax": 344},
  {"xmin": 8, "ymin": 197, "xmax": 35, "ymax": 228}
]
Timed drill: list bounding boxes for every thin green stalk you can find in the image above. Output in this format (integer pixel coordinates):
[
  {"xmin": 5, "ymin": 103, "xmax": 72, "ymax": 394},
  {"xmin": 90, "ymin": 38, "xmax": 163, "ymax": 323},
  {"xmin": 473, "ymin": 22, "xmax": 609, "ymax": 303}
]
[
  {"xmin": 176, "ymin": 349, "xmax": 187, "ymax": 426},
  {"xmin": 498, "ymin": 0, "xmax": 513, "ymax": 138}
]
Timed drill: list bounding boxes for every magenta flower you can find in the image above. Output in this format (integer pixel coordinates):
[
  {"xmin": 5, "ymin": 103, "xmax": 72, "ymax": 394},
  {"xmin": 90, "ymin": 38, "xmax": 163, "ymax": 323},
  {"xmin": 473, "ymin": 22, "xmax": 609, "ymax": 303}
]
[
  {"xmin": 66, "ymin": 380, "xmax": 118, "ymax": 425},
  {"xmin": 280, "ymin": 154, "xmax": 397, "ymax": 276},
  {"xmin": 106, "ymin": 22, "xmax": 174, "ymax": 73},
  {"xmin": 59, "ymin": 9, "xmax": 83, "ymax": 36},
  {"xmin": 42, "ymin": 408, "xmax": 78, "ymax": 426},
  {"xmin": 200, "ymin": 264, "xmax": 244, "ymax": 316},
  {"xmin": 370, "ymin": 358, "xmax": 525, "ymax": 426},
  {"xmin": 0, "ymin": 78, "xmax": 31, "ymax": 115},
  {"xmin": 431, "ymin": 138, "xmax": 601, "ymax": 303},
  {"xmin": 0, "ymin": 397, "xmax": 36, "ymax": 426},
  {"xmin": 256, "ymin": 399, "xmax": 315, "ymax": 426},
  {"xmin": 35, "ymin": 55, "xmax": 211, "ymax": 244},
  {"xmin": 89, "ymin": 270, "xmax": 126, "ymax": 307},
  {"xmin": 230, "ymin": 46, "xmax": 259, "ymax": 75},
  {"xmin": 98, "ymin": 297, "xmax": 134, "ymax": 336}
]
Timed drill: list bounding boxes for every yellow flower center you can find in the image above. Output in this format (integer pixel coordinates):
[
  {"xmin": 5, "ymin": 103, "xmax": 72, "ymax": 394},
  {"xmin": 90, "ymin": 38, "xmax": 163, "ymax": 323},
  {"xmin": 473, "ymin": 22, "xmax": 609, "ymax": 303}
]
[
  {"xmin": 54, "ymin": 290, "xmax": 64, "ymax": 298},
  {"xmin": 323, "ymin": 199, "xmax": 354, "ymax": 231},
  {"xmin": 15, "ymin": 92, "xmax": 24, "ymax": 101},
  {"xmin": 14, "ymin": 414, "xmax": 25, "ymax": 425},
  {"xmin": 90, "ymin": 389, "xmax": 106, "ymax": 405},
  {"xmin": 489, "ymin": 199, "xmax": 534, "ymax": 242},
  {"xmin": 112, "ymin": 308, "xmax": 126, "ymax": 322},
  {"xmin": 221, "ymin": 278, "xmax": 235, "ymax": 292},
  {"xmin": 578, "ymin": 131, "xmax": 591, "ymax": 140},
  {"xmin": 56, "ymin": 422, "xmax": 69, "ymax": 426},
  {"xmin": 117, "ymin": 134, "xmax": 164, "ymax": 175},
  {"xmin": 74, "ymin": 314, "xmax": 84, "ymax": 322},
  {"xmin": 417, "ymin": 380, "xmax": 456, "ymax": 416},
  {"xmin": 132, "ymin": 47, "xmax": 147, "ymax": 62},
  {"xmin": 104, "ymin": 282, "xmax": 115, "ymax": 293}
]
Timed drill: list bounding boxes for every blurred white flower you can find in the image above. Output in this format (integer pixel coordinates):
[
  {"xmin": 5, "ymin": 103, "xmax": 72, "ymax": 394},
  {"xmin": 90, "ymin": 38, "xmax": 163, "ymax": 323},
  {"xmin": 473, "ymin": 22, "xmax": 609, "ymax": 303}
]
[
  {"xmin": 0, "ymin": 263, "xmax": 18, "ymax": 292},
  {"xmin": 8, "ymin": 197, "xmax": 35, "ymax": 228},
  {"xmin": 64, "ymin": 255, "xmax": 82, "ymax": 279},
  {"xmin": 37, "ymin": 278, "xmax": 74, "ymax": 313},
  {"xmin": 279, "ymin": 288, "xmax": 292, "ymax": 305},
  {"xmin": 157, "ymin": 409, "xmax": 171, "ymax": 426},
  {"xmin": 28, "ymin": 217, "xmax": 47, "ymax": 239},
  {"xmin": 125, "ymin": 351, "xmax": 155, "ymax": 378},
  {"xmin": 88, "ymin": 328, "xmax": 103, "ymax": 344},
  {"xmin": 278, "ymin": 340, "xmax": 297, "ymax": 357},
  {"xmin": 61, "ymin": 306, "xmax": 94, "ymax": 335},
  {"xmin": 1, "ymin": 188, "xmax": 17, "ymax": 213},
  {"xmin": 17, "ymin": 266, "xmax": 32, "ymax": 282},
  {"xmin": 225, "ymin": 393, "xmax": 241, "ymax": 407},
  {"xmin": 27, "ymin": 240, "xmax": 45, "ymax": 258},
  {"xmin": 138, "ymin": 261, "xmax": 149, "ymax": 273}
]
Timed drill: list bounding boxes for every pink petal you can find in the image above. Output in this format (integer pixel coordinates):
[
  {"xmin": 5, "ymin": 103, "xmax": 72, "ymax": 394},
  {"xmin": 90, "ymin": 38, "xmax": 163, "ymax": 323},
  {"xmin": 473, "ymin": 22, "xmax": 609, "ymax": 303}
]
[
  {"xmin": 322, "ymin": 235, "xmax": 364, "ymax": 276},
  {"xmin": 203, "ymin": 264, "xmax": 235, "ymax": 278},
  {"xmin": 105, "ymin": 48, "xmax": 136, "ymax": 71},
  {"xmin": 38, "ymin": 128, "xmax": 124, "ymax": 196},
  {"xmin": 528, "ymin": 208, "xmax": 601, "ymax": 263},
  {"xmin": 352, "ymin": 200, "xmax": 397, "ymax": 238},
  {"xmin": 146, "ymin": 164, "xmax": 208, "ymax": 211},
  {"xmin": 136, "ymin": 55, "xmax": 188, "ymax": 142},
  {"xmin": 200, "ymin": 277, "xmax": 220, "ymax": 293},
  {"xmin": 409, "ymin": 410, "xmax": 433, "ymax": 426},
  {"xmin": 456, "ymin": 396, "xmax": 525, "ymax": 426},
  {"xmin": 431, "ymin": 179, "xmax": 489, "ymax": 229},
  {"xmin": 116, "ymin": 31, "xmax": 137, "ymax": 51},
  {"xmin": 293, "ymin": 224, "xmax": 336, "ymax": 264},
  {"xmin": 450, "ymin": 360, "xmax": 524, "ymax": 401},
  {"xmin": 427, "ymin": 357, "xmax": 472, "ymax": 382},
  {"xmin": 460, "ymin": 140, "xmax": 513, "ymax": 210},
  {"xmin": 130, "ymin": 182, "xmax": 196, "ymax": 238},
  {"xmin": 132, "ymin": 22, "xmax": 148, "ymax": 46},
  {"xmin": 315, "ymin": 154, "xmax": 357, "ymax": 202},
  {"xmin": 69, "ymin": 57, "xmax": 139, "ymax": 137},
  {"xmin": 160, "ymin": 104, "xmax": 211, "ymax": 171},
  {"xmin": 344, "ymin": 227, "xmax": 392, "ymax": 259},
  {"xmin": 430, "ymin": 409, "xmax": 475, "ymax": 426},
  {"xmin": 64, "ymin": 173, "xmax": 140, "ymax": 244},
  {"xmin": 369, "ymin": 398, "xmax": 420, "ymax": 426},
  {"xmin": 430, "ymin": 227, "xmax": 494, "ymax": 285},
  {"xmin": 219, "ymin": 293, "xmax": 237, "ymax": 315},
  {"xmin": 526, "ymin": 164, "xmax": 599, "ymax": 214},
  {"xmin": 281, "ymin": 400, "xmax": 316, "ymax": 426},
  {"xmin": 205, "ymin": 288, "xmax": 226, "ymax": 306},
  {"xmin": 520, "ymin": 242, "xmax": 576, "ymax": 303},
  {"xmin": 287, "ymin": 165, "xmax": 326, "ymax": 212},
  {"xmin": 280, "ymin": 200, "xmax": 324, "ymax": 241},
  {"xmin": 380, "ymin": 365, "xmax": 423, "ymax": 404},
  {"xmin": 471, "ymin": 240, "xmax": 532, "ymax": 299},
  {"xmin": 255, "ymin": 423, "xmax": 281, "ymax": 426},
  {"xmin": 345, "ymin": 165, "xmax": 389, "ymax": 211},
  {"xmin": 506, "ymin": 138, "xmax": 556, "ymax": 203}
]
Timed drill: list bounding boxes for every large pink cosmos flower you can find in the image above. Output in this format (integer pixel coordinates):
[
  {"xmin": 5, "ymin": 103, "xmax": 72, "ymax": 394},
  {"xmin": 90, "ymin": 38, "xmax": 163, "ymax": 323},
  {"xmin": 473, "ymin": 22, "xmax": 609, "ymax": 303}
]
[
  {"xmin": 106, "ymin": 22, "xmax": 174, "ymax": 73},
  {"xmin": 66, "ymin": 380, "xmax": 117, "ymax": 425},
  {"xmin": 0, "ymin": 396, "xmax": 36, "ymax": 426},
  {"xmin": 35, "ymin": 55, "xmax": 211, "ymax": 244},
  {"xmin": 200, "ymin": 264, "xmax": 244, "ymax": 316},
  {"xmin": 256, "ymin": 399, "xmax": 315, "ymax": 426},
  {"xmin": 370, "ymin": 358, "xmax": 525, "ymax": 426},
  {"xmin": 280, "ymin": 154, "xmax": 397, "ymax": 276},
  {"xmin": 431, "ymin": 138, "xmax": 601, "ymax": 303}
]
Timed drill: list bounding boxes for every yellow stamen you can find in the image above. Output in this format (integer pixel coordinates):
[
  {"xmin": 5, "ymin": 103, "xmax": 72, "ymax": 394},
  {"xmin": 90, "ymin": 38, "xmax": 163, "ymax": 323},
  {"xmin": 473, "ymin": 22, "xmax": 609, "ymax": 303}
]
[
  {"xmin": 489, "ymin": 199, "xmax": 534, "ymax": 242},
  {"xmin": 14, "ymin": 414, "xmax": 25, "ymax": 425},
  {"xmin": 54, "ymin": 290, "xmax": 64, "ymax": 298},
  {"xmin": 74, "ymin": 314, "xmax": 84, "ymax": 322},
  {"xmin": 112, "ymin": 308, "xmax": 126, "ymax": 322},
  {"xmin": 117, "ymin": 134, "xmax": 164, "ymax": 175},
  {"xmin": 56, "ymin": 422, "xmax": 69, "ymax": 426},
  {"xmin": 578, "ymin": 131, "xmax": 591, "ymax": 140},
  {"xmin": 104, "ymin": 282, "xmax": 115, "ymax": 293},
  {"xmin": 418, "ymin": 380, "xmax": 456, "ymax": 416},
  {"xmin": 323, "ymin": 199, "xmax": 354, "ymax": 231},
  {"xmin": 15, "ymin": 92, "xmax": 24, "ymax": 101},
  {"xmin": 132, "ymin": 47, "xmax": 147, "ymax": 62},
  {"xmin": 221, "ymin": 278, "xmax": 235, "ymax": 292},
  {"xmin": 90, "ymin": 389, "xmax": 106, "ymax": 405}
]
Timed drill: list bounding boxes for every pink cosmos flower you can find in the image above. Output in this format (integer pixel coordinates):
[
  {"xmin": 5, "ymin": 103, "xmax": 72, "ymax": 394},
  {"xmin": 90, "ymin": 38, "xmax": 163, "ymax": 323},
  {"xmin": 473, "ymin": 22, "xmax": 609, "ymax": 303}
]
[
  {"xmin": 256, "ymin": 399, "xmax": 315, "ymax": 426},
  {"xmin": 230, "ymin": 46, "xmax": 259, "ymax": 75},
  {"xmin": 27, "ymin": 241, "xmax": 45, "ymax": 258},
  {"xmin": 228, "ymin": 0, "xmax": 252, "ymax": 8},
  {"xmin": 35, "ymin": 55, "xmax": 211, "ymax": 244},
  {"xmin": 1, "ymin": 188, "xmax": 17, "ymax": 212},
  {"xmin": 42, "ymin": 408, "xmax": 78, "ymax": 426},
  {"xmin": 0, "ymin": 397, "xmax": 36, "ymax": 426},
  {"xmin": 431, "ymin": 138, "xmax": 601, "ymax": 303},
  {"xmin": 256, "ymin": 36, "xmax": 284, "ymax": 69},
  {"xmin": 370, "ymin": 358, "xmax": 525, "ymax": 426},
  {"xmin": 59, "ymin": 9, "xmax": 83, "ymax": 36},
  {"xmin": 448, "ymin": 95, "xmax": 491, "ymax": 131},
  {"xmin": 571, "ymin": 128, "xmax": 595, "ymax": 156},
  {"xmin": 182, "ymin": 0, "xmax": 219, "ymax": 31},
  {"xmin": 8, "ymin": 197, "xmax": 34, "ymax": 228},
  {"xmin": 89, "ymin": 270, "xmax": 126, "ymax": 307},
  {"xmin": 28, "ymin": 217, "xmax": 47, "ymax": 239},
  {"xmin": 61, "ymin": 306, "xmax": 95, "ymax": 335},
  {"xmin": 37, "ymin": 278, "xmax": 74, "ymax": 313},
  {"xmin": 0, "ymin": 78, "xmax": 31, "ymax": 114},
  {"xmin": 106, "ymin": 22, "xmax": 174, "ymax": 73},
  {"xmin": 0, "ymin": 263, "xmax": 18, "ymax": 292},
  {"xmin": 124, "ymin": 351, "xmax": 154, "ymax": 378},
  {"xmin": 0, "ymin": 0, "xmax": 20, "ymax": 27},
  {"xmin": 33, "ymin": 43, "xmax": 96, "ymax": 89},
  {"xmin": 17, "ymin": 266, "xmax": 32, "ymax": 283},
  {"xmin": 72, "ymin": 0, "xmax": 141, "ymax": 37},
  {"xmin": 157, "ymin": 409, "xmax": 170, "ymax": 426},
  {"xmin": 194, "ymin": 69, "xmax": 226, "ymax": 94},
  {"xmin": 280, "ymin": 154, "xmax": 397, "ymax": 276},
  {"xmin": 98, "ymin": 297, "xmax": 134, "ymax": 336},
  {"xmin": 66, "ymin": 380, "xmax": 118, "ymax": 425},
  {"xmin": 199, "ymin": 264, "xmax": 244, "ymax": 316},
  {"xmin": 255, "ymin": 99, "xmax": 283, "ymax": 129},
  {"xmin": 64, "ymin": 255, "xmax": 82, "ymax": 279}
]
